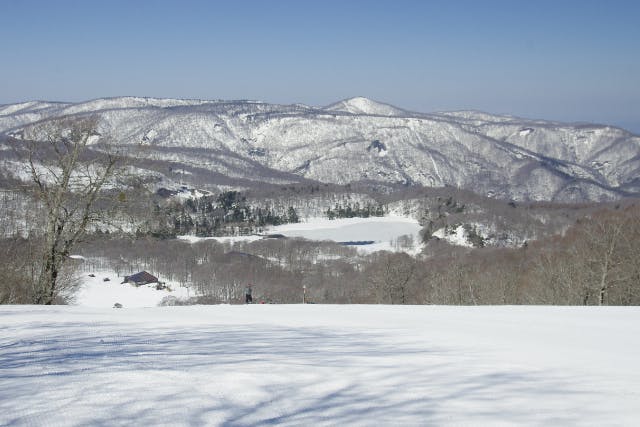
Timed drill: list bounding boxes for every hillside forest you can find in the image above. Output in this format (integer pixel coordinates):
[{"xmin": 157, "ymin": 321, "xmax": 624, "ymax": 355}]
[{"xmin": 1, "ymin": 181, "xmax": 638, "ymax": 306}]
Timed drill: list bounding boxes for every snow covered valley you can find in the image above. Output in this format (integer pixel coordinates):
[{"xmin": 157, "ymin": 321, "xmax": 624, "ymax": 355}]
[{"xmin": 1, "ymin": 305, "xmax": 639, "ymax": 426}]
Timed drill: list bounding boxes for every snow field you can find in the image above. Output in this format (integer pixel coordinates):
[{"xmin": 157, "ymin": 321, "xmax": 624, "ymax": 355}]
[
  {"xmin": 74, "ymin": 270, "xmax": 191, "ymax": 308},
  {"xmin": 1, "ymin": 305, "xmax": 639, "ymax": 426}
]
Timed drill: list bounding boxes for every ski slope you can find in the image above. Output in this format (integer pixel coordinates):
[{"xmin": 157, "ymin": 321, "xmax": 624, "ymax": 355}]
[{"xmin": 1, "ymin": 305, "xmax": 639, "ymax": 426}]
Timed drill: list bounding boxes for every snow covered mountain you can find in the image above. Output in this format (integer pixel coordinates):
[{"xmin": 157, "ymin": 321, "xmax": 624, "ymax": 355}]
[{"xmin": 1, "ymin": 96, "xmax": 639, "ymax": 201}]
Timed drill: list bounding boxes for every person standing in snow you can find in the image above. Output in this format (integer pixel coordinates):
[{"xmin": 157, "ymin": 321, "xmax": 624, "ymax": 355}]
[{"xmin": 245, "ymin": 284, "xmax": 253, "ymax": 304}]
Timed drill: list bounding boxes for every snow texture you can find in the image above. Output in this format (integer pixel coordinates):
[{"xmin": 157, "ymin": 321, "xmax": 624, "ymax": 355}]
[{"xmin": 1, "ymin": 305, "xmax": 639, "ymax": 426}]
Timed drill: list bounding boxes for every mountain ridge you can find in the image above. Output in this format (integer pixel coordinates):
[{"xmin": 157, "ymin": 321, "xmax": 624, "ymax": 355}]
[{"xmin": 1, "ymin": 96, "xmax": 638, "ymax": 202}]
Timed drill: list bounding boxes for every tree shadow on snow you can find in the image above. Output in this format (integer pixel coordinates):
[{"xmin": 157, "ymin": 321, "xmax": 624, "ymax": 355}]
[{"xmin": 0, "ymin": 317, "xmax": 601, "ymax": 426}]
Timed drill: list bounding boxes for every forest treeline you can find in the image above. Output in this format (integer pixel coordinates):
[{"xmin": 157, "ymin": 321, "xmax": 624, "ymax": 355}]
[{"xmin": 2, "ymin": 202, "xmax": 637, "ymax": 305}]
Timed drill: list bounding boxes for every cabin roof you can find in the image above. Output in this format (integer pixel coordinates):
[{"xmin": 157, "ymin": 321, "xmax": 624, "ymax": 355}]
[{"xmin": 124, "ymin": 271, "xmax": 158, "ymax": 284}]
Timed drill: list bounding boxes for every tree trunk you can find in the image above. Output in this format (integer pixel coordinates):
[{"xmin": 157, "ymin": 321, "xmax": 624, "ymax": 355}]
[{"xmin": 599, "ymin": 268, "xmax": 608, "ymax": 306}]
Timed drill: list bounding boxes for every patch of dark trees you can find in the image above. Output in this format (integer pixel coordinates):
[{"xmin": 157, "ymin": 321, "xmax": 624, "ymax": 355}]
[
  {"xmin": 326, "ymin": 202, "xmax": 386, "ymax": 219},
  {"xmin": 147, "ymin": 190, "xmax": 301, "ymax": 238},
  {"xmin": 142, "ymin": 190, "xmax": 389, "ymax": 238}
]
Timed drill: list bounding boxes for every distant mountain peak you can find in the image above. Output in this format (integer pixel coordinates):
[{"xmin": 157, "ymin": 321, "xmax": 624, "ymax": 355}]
[{"xmin": 323, "ymin": 97, "xmax": 407, "ymax": 117}]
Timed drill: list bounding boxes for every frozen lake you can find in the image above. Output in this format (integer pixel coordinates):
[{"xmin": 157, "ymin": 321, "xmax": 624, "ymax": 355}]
[
  {"xmin": 177, "ymin": 216, "xmax": 424, "ymax": 254},
  {"xmin": 268, "ymin": 215, "xmax": 423, "ymax": 253}
]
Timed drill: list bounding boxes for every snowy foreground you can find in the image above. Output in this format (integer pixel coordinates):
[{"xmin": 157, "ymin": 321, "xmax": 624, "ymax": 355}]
[{"xmin": 1, "ymin": 305, "xmax": 639, "ymax": 426}]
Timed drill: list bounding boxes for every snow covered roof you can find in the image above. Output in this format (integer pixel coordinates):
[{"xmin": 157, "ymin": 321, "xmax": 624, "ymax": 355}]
[{"xmin": 122, "ymin": 271, "xmax": 159, "ymax": 285}]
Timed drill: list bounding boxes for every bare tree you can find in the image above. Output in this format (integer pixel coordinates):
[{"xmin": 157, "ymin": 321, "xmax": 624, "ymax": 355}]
[
  {"xmin": 367, "ymin": 252, "xmax": 417, "ymax": 304},
  {"xmin": 568, "ymin": 209, "xmax": 634, "ymax": 305},
  {"xmin": 23, "ymin": 116, "xmax": 121, "ymax": 304},
  {"xmin": 0, "ymin": 237, "xmax": 39, "ymax": 304}
]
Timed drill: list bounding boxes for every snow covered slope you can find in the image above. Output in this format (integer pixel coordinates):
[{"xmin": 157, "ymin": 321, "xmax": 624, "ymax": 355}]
[
  {"xmin": 1, "ymin": 305, "xmax": 639, "ymax": 426},
  {"xmin": 74, "ymin": 270, "xmax": 191, "ymax": 308},
  {"xmin": 324, "ymin": 96, "xmax": 409, "ymax": 116},
  {"xmin": 2, "ymin": 97, "xmax": 639, "ymax": 201}
]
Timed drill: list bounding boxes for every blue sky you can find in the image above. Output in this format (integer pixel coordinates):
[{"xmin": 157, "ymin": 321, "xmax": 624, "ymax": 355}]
[{"xmin": 1, "ymin": 0, "xmax": 639, "ymax": 132}]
